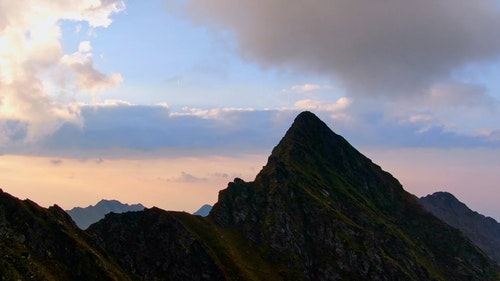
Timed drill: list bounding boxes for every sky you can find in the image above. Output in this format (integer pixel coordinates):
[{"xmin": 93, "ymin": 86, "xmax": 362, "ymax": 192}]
[{"xmin": 1, "ymin": 0, "xmax": 500, "ymax": 220}]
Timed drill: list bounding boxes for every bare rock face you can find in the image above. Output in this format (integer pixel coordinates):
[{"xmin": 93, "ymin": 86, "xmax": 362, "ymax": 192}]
[{"xmin": 1, "ymin": 111, "xmax": 499, "ymax": 280}]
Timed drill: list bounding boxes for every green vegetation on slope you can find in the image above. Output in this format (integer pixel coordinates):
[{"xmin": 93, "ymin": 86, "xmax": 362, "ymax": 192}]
[{"xmin": 0, "ymin": 189, "xmax": 132, "ymax": 281}]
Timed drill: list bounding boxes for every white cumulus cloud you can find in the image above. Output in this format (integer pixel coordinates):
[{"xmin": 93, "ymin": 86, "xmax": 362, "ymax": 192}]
[
  {"xmin": 294, "ymin": 97, "xmax": 350, "ymax": 112},
  {"xmin": 61, "ymin": 41, "xmax": 123, "ymax": 92},
  {"xmin": 0, "ymin": 0, "xmax": 124, "ymax": 144},
  {"xmin": 289, "ymin": 84, "xmax": 329, "ymax": 93}
]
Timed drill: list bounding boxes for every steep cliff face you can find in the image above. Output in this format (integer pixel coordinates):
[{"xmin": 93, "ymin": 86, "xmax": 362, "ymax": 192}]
[
  {"xmin": 210, "ymin": 111, "xmax": 499, "ymax": 280},
  {"xmin": 420, "ymin": 191, "xmax": 500, "ymax": 265},
  {"xmin": 0, "ymin": 189, "xmax": 131, "ymax": 281}
]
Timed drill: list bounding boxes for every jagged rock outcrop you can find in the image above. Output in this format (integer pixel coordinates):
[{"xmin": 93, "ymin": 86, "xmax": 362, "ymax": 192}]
[
  {"xmin": 420, "ymin": 191, "xmax": 500, "ymax": 265},
  {"xmin": 67, "ymin": 199, "xmax": 145, "ymax": 229}
]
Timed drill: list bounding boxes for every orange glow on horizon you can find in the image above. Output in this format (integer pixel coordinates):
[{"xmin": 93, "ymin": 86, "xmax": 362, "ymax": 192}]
[{"xmin": 0, "ymin": 154, "xmax": 266, "ymax": 213}]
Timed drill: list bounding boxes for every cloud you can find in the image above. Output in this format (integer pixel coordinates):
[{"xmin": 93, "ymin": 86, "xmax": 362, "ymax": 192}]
[
  {"xmin": 50, "ymin": 159, "xmax": 63, "ymax": 166},
  {"xmin": 0, "ymin": 103, "xmax": 495, "ymax": 159},
  {"xmin": 294, "ymin": 97, "xmax": 350, "ymax": 112},
  {"xmin": 294, "ymin": 97, "xmax": 351, "ymax": 121},
  {"xmin": 14, "ymin": 104, "xmax": 293, "ymax": 157},
  {"xmin": 212, "ymin": 172, "xmax": 229, "ymax": 178},
  {"xmin": 181, "ymin": 0, "xmax": 500, "ymax": 98},
  {"xmin": 168, "ymin": 172, "xmax": 207, "ymax": 183},
  {"xmin": 61, "ymin": 41, "xmax": 123, "ymax": 92},
  {"xmin": 426, "ymin": 82, "xmax": 497, "ymax": 109},
  {"xmin": 289, "ymin": 84, "xmax": 330, "ymax": 93},
  {"xmin": 174, "ymin": 106, "xmax": 256, "ymax": 120},
  {"xmin": 0, "ymin": 0, "xmax": 124, "ymax": 144},
  {"xmin": 474, "ymin": 129, "xmax": 500, "ymax": 142}
]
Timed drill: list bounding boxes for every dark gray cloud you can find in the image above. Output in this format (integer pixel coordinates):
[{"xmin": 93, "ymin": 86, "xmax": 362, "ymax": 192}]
[
  {"xmin": 32, "ymin": 105, "xmax": 295, "ymax": 157},
  {"xmin": 181, "ymin": 0, "xmax": 500, "ymax": 97}
]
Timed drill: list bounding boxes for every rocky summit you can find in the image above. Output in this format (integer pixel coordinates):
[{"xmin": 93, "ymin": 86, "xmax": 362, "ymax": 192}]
[{"xmin": 0, "ymin": 111, "xmax": 499, "ymax": 280}]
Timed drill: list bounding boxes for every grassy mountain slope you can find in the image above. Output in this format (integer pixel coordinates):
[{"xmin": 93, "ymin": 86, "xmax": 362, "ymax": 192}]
[{"xmin": 0, "ymin": 189, "xmax": 132, "ymax": 281}]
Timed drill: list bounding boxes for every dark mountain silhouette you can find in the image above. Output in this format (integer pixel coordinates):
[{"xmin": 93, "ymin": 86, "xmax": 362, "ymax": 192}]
[
  {"xmin": 420, "ymin": 191, "xmax": 500, "ymax": 265},
  {"xmin": 206, "ymin": 111, "xmax": 499, "ymax": 280},
  {"xmin": 66, "ymin": 199, "xmax": 145, "ymax": 229},
  {"xmin": 0, "ymin": 189, "xmax": 132, "ymax": 280},
  {"xmin": 1, "ymin": 111, "xmax": 499, "ymax": 280},
  {"xmin": 193, "ymin": 204, "xmax": 212, "ymax": 217}
]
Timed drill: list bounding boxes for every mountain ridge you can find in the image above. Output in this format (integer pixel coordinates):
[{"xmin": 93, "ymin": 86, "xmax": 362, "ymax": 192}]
[
  {"xmin": 0, "ymin": 189, "xmax": 133, "ymax": 280},
  {"xmin": 420, "ymin": 191, "xmax": 500, "ymax": 265},
  {"xmin": 1, "ymin": 111, "xmax": 499, "ymax": 280},
  {"xmin": 66, "ymin": 199, "xmax": 145, "ymax": 229}
]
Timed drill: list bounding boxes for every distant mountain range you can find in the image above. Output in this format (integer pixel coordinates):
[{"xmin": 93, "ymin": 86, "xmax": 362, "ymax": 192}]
[
  {"xmin": 66, "ymin": 199, "xmax": 145, "ymax": 229},
  {"xmin": 193, "ymin": 204, "xmax": 212, "ymax": 217},
  {"xmin": 67, "ymin": 201, "xmax": 212, "ymax": 229},
  {"xmin": 0, "ymin": 111, "xmax": 498, "ymax": 280},
  {"xmin": 420, "ymin": 191, "xmax": 500, "ymax": 265}
]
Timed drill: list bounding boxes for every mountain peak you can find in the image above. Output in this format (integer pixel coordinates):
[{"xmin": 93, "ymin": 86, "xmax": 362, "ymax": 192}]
[
  {"xmin": 209, "ymin": 111, "xmax": 499, "ymax": 280},
  {"xmin": 290, "ymin": 110, "xmax": 328, "ymax": 130},
  {"xmin": 420, "ymin": 191, "xmax": 469, "ymax": 211},
  {"xmin": 261, "ymin": 110, "xmax": 388, "ymax": 200},
  {"xmin": 193, "ymin": 204, "xmax": 212, "ymax": 217},
  {"xmin": 276, "ymin": 111, "xmax": 338, "ymax": 148},
  {"xmin": 423, "ymin": 191, "xmax": 458, "ymax": 201},
  {"xmin": 420, "ymin": 192, "xmax": 500, "ymax": 264}
]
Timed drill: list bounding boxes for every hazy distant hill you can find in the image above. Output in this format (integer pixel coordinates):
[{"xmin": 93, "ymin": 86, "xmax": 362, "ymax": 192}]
[
  {"xmin": 1, "ymin": 111, "xmax": 499, "ymax": 280},
  {"xmin": 420, "ymin": 191, "xmax": 500, "ymax": 265},
  {"xmin": 66, "ymin": 199, "xmax": 144, "ymax": 229},
  {"xmin": 193, "ymin": 204, "xmax": 212, "ymax": 217}
]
